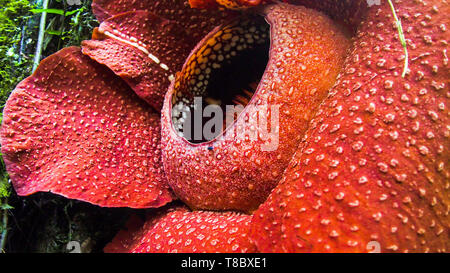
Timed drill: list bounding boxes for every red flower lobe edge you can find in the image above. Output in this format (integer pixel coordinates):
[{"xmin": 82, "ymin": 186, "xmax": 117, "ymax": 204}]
[{"xmin": 0, "ymin": 47, "xmax": 173, "ymax": 208}]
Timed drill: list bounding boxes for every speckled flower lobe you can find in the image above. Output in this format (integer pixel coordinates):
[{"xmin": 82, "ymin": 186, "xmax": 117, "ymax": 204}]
[
  {"xmin": 85, "ymin": 0, "xmax": 237, "ymax": 110},
  {"xmin": 104, "ymin": 206, "xmax": 256, "ymax": 253},
  {"xmin": 251, "ymin": 0, "xmax": 449, "ymax": 253},
  {"xmin": 1, "ymin": 47, "xmax": 173, "ymax": 208}
]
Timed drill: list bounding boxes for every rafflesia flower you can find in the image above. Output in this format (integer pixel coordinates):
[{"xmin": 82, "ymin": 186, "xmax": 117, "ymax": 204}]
[{"xmin": 1, "ymin": 0, "xmax": 448, "ymax": 253}]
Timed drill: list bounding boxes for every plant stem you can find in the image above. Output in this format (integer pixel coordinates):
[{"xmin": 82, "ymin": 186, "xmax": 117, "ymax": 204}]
[
  {"xmin": 0, "ymin": 200, "xmax": 9, "ymax": 253},
  {"xmin": 32, "ymin": 0, "xmax": 50, "ymax": 72},
  {"xmin": 387, "ymin": 0, "xmax": 409, "ymax": 78}
]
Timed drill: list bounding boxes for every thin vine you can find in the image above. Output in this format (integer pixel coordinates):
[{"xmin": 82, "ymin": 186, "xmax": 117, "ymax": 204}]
[{"xmin": 387, "ymin": 0, "xmax": 409, "ymax": 78}]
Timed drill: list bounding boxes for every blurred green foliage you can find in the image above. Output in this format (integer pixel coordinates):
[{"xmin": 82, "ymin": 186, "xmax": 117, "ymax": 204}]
[
  {"xmin": 36, "ymin": 0, "xmax": 98, "ymax": 52},
  {"xmin": 1, "ymin": 0, "xmax": 97, "ymax": 110},
  {"xmin": 0, "ymin": 0, "xmax": 35, "ymax": 110}
]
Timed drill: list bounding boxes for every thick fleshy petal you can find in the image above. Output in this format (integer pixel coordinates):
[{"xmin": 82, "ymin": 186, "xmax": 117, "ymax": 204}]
[
  {"xmin": 92, "ymin": 0, "xmax": 236, "ymax": 40},
  {"xmin": 82, "ymin": 11, "xmax": 195, "ymax": 110},
  {"xmin": 1, "ymin": 47, "xmax": 173, "ymax": 208},
  {"xmin": 84, "ymin": 1, "xmax": 237, "ymax": 111},
  {"xmin": 104, "ymin": 206, "xmax": 256, "ymax": 253},
  {"xmin": 282, "ymin": 0, "xmax": 368, "ymax": 32},
  {"xmin": 251, "ymin": 0, "xmax": 449, "ymax": 252},
  {"xmin": 189, "ymin": 0, "xmax": 368, "ymax": 32},
  {"xmin": 189, "ymin": 0, "xmax": 219, "ymax": 9},
  {"xmin": 189, "ymin": 0, "xmax": 265, "ymax": 9}
]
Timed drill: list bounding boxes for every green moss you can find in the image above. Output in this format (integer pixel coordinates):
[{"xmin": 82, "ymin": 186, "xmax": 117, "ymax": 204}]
[
  {"xmin": 0, "ymin": 0, "xmax": 35, "ymax": 109},
  {"xmin": 0, "ymin": 177, "xmax": 10, "ymax": 200}
]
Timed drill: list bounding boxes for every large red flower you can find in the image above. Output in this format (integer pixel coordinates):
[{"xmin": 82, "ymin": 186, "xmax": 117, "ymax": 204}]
[{"xmin": 1, "ymin": 0, "xmax": 448, "ymax": 252}]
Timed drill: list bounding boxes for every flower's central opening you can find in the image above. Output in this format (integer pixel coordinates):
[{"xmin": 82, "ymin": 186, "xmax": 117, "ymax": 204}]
[{"xmin": 171, "ymin": 15, "xmax": 270, "ymax": 144}]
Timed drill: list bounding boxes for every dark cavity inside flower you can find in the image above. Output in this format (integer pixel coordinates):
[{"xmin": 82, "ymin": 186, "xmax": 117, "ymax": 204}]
[{"xmin": 171, "ymin": 15, "xmax": 270, "ymax": 143}]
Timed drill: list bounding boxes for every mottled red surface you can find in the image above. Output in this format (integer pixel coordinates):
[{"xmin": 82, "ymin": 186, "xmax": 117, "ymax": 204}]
[
  {"xmin": 82, "ymin": 11, "xmax": 195, "ymax": 111},
  {"xmin": 92, "ymin": 0, "xmax": 236, "ymax": 40},
  {"xmin": 104, "ymin": 206, "xmax": 256, "ymax": 253},
  {"xmin": 0, "ymin": 47, "xmax": 173, "ymax": 208},
  {"xmin": 84, "ymin": 1, "xmax": 236, "ymax": 111},
  {"xmin": 283, "ymin": 0, "xmax": 368, "ymax": 32},
  {"xmin": 190, "ymin": 0, "xmax": 368, "ymax": 32},
  {"xmin": 161, "ymin": 3, "xmax": 350, "ymax": 212},
  {"xmin": 251, "ymin": 0, "xmax": 449, "ymax": 252},
  {"xmin": 189, "ymin": 0, "xmax": 219, "ymax": 8},
  {"xmin": 190, "ymin": 0, "xmax": 265, "ymax": 9}
]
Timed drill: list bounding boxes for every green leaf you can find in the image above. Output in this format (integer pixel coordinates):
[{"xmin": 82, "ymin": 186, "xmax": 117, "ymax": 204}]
[
  {"xmin": 65, "ymin": 8, "xmax": 84, "ymax": 16},
  {"xmin": 31, "ymin": 7, "xmax": 85, "ymax": 17},
  {"xmin": 0, "ymin": 204, "xmax": 13, "ymax": 210},
  {"xmin": 46, "ymin": 29, "xmax": 62, "ymax": 36},
  {"xmin": 31, "ymin": 8, "xmax": 64, "ymax": 15}
]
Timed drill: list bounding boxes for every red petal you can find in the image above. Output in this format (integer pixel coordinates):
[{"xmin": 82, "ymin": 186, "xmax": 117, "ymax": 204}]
[
  {"xmin": 1, "ymin": 47, "xmax": 174, "ymax": 208},
  {"xmin": 82, "ymin": 11, "xmax": 196, "ymax": 111},
  {"xmin": 190, "ymin": 0, "xmax": 265, "ymax": 9},
  {"xmin": 104, "ymin": 206, "xmax": 257, "ymax": 253},
  {"xmin": 92, "ymin": 0, "xmax": 236, "ymax": 40},
  {"xmin": 189, "ymin": 0, "xmax": 219, "ymax": 9},
  {"xmin": 282, "ymin": 0, "xmax": 368, "ymax": 32},
  {"xmin": 189, "ymin": 1, "xmax": 367, "ymax": 31},
  {"xmin": 251, "ymin": 0, "xmax": 449, "ymax": 252}
]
